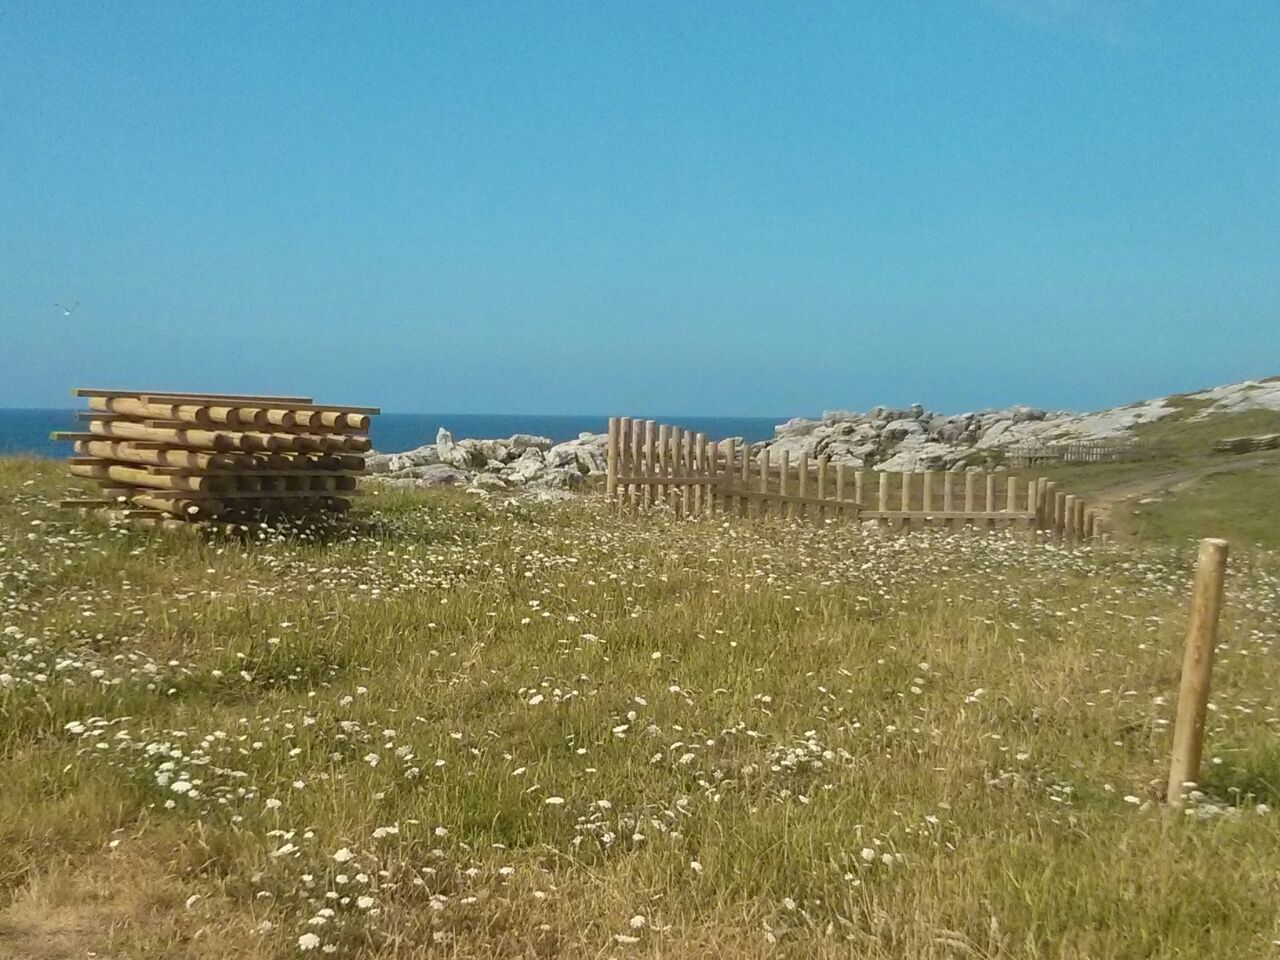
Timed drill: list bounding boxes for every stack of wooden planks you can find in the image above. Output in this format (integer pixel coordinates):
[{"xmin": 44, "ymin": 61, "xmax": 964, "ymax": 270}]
[
  {"xmin": 54, "ymin": 388, "xmax": 378, "ymax": 525},
  {"xmin": 1213, "ymin": 433, "xmax": 1280, "ymax": 455}
]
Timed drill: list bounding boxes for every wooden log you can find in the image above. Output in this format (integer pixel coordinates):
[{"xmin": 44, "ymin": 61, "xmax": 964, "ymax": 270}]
[
  {"xmin": 964, "ymin": 472, "xmax": 976, "ymax": 515},
  {"xmin": 943, "ymin": 472, "xmax": 954, "ymax": 512},
  {"xmin": 835, "ymin": 463, "xmax": 846, "ymax": 520},
  {"xmin": 132, "ymin": 493, "xmax": 225, "ymax": 518},
  {"xmin": 922, "ymin": 471, "xmax": 934, "ymax": 513},
  {"xmin": 1167, "ymin": 539, "xmax": 1229, "ymax": 806},
  {"xmin": 1055, "ymin": 492, "xmax": 1068, "ymax": 541},
  {"xmin": 78, "ymin": 387, "xmax": 313, "ymax": 404},
  {"xmin": 854, "ymin": 469, "xmax": 864, "ymax": 507},
  {"xmin": 1073, "ymin": 498, "xmax": 1087, "ymax": 541},
  {"xmin": 68, "ymin": 462, "xmax": 230, "ymax": 493},
  {"xmin": 758, "ymin": 446, "xmax": 770, "ymax": 518},
  {"xmin": 629, "ymin": 420, "xmax": 642, "ymax": 511}
]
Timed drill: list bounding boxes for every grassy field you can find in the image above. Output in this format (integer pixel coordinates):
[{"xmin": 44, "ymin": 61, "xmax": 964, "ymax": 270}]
[{"xmin": 3, "ymin": 456, "xmax": 1280, "ymax": 958}]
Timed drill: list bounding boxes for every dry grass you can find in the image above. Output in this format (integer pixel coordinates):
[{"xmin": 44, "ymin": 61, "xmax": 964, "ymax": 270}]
[{"xmin": 2, "ymin": 456, "xmax": 1280, "ymax": 958}]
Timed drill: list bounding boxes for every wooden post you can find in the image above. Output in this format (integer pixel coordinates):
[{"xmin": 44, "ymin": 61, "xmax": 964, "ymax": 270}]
[
  {"xmin": 964, "ymin": 472, "xmax": 976, "ymax": 517},
  {"xmin": 900, "ymin": 471, "xmax": 912, "ymax": 531},
  {"xmin": 721, "ymin": 437, "xmax": 732, "ymax": 519},
  {"xmin": 629, "ymin": 420, "xmax": 642, "ymax": 511},
  {"xmin": 1073, "ymin": 498, "xmax": 1086, "ymax": 540},
  {"xmin": 1167, "ymin": 539, "xmax": 1229, "ymax": 806},
  {"xmin": 878, "ymin": 471, "xmax": 889, "ymax": 528},
  {"xmin": 1063, "ymin": 495, "xmax": 1077, "ymax": 542},
  {"xmin": 816, "ymin": 455, "xmax": 828, "ymax": 524},
  {"xmin": 1054, "ymin": 491, "xmax": 1067, "ymax": 541},
  {"xmin": 682, "ymin": 429, "xmax": 695, "ymax": 517},
  {"xmin": 835, "ymin": 463, "xmax": 846, "ymax": 520},
  {"xmin": 739, "ymin": 440, "xmax": 750, "ymax": 516},
  {"xmin": 758, "ymin": 446, "xmax": 771, "ymax": 518},
  {"xmin": 643, "ymin": 421, "xmax": 657, "ymax": 509},
  {"xmin": 674, "ymin": 427, "xmax": 685, "ymax": 512},
  {"xmin": 854, "ymin": 469, "xmax": 864, "ymax": 507},
  {"xmin": 606, "ymin": 417, "xmax": 620, "ymax": 500},
  {"xmin": 780, "ymin": 450, "xmax": 791, "ymax": 519},
  {"xmin": 692, "ymin": 433, "xmax": 706, "ymax": 516},
  {"xmin": 657, "ymin": 424, "xmax": 670, "ymax": 506},
  {"xmin": 943, "ymin": 472, "xmax": 954, "ymax": 512},
  {"xmin": 707, "ymin": 441, "xmax": 720, "ymax": 515},
  {"xmin": 797, "ymin": 452, "xmax": 809, "ymax": 520},
  {"xmin": 922, "ymin": 471, "xmax": 934, "ymax": 513}
]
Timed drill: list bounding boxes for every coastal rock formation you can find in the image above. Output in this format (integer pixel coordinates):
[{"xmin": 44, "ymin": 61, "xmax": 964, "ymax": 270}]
[
  {"xmin": 364, "ymin": 377, "xmax": 1280, "ymax": 493},
  {"xmin": 368, "ymin": 428, "xmax": 607, "ymax": 493}
]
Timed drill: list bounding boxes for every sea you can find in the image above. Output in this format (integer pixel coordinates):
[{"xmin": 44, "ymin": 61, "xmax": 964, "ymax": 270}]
[{"xmin": 0, "ymin": 409, "xmax": 783, "ymax": 459}]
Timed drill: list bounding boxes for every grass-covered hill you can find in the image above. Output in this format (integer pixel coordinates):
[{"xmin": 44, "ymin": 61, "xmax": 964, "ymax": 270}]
[{"xmin": 1, "ymin": 455, "xmax": 1279, "ymax": 958}]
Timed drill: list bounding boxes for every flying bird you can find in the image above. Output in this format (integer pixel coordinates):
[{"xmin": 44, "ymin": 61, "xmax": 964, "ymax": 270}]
[{"xmin": 55, "ymin": 301, "xmax": 79, "ymax": 317}]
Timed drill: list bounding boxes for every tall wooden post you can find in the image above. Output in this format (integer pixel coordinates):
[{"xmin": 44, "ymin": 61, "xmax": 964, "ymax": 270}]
[
  {"xmin": 1167, "ymin": 539, "xmax": 1230, "ymax": 805},
  {"xmin": 606, "ymin": 417, "xmax": 620, "ymax": 500}
]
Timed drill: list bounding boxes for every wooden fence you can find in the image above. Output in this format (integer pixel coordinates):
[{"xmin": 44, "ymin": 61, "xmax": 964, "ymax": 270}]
[
  {"xmin": 605, "ymin": 417, "xmax": 1104, "ymax": 541},
  {"xmin": 1006, "ymin": 438, "xmax": 1168, "ymax": 467}
]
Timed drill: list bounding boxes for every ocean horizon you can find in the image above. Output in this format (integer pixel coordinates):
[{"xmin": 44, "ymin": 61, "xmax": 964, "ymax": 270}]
[{"xmin": 0, "ymin": 409, "xmax": 784, "ymax": 460}]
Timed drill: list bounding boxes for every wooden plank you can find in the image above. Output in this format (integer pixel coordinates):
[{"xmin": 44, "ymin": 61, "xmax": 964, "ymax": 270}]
[
  {"xmin": 862, "ymin": 510, "xmax": 1037, "ymax": 521},
  {"xmin": 75, "ymin": 387, "xmax": 313, "ymax": 404},
  {"xmin": 738, "ymin": 489, "xmax": 863, "ymax": 512}
]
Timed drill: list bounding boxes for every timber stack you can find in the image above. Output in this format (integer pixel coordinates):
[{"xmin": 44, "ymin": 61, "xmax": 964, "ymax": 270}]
[{"xmin": 53, "ymin": 388, "xmax": 378, "ymax": 525}]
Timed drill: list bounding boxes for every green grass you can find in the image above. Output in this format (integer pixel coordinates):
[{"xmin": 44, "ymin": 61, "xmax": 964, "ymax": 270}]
[
  {"xmin": 3, "ymin": 457, "xmax": 1280, "ymax": 958},
  {"xmin": 1126, "ymin": 467, "xmax": 1280, "ymax": 549}
]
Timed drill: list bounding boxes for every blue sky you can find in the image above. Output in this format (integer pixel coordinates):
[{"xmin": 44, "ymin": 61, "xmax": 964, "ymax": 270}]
[{"xmin": 2, "ymin": 1, "xmax": 1277, "ymax": 416}]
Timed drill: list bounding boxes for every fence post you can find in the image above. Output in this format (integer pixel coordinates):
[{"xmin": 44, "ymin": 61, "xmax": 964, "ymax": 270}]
[
  {"xmin": 643, "ymin": 421, "xmax": 657, "ymax": 509},
  {"xmin": 878, "ymin": 471, "xmax": 889, "ymax": 530},
  {"xmin": 816, "ymin": 455, "xmax": 828, "ymax": 524},
  {"xmin": 758, "ymin": 446, "xmax": 770, "ymax": 518},
  {"xmin": 922, "ymin": 471, "xmax": 934, "ymax": 513},
  {"xmin": 797, "ymin": 452, "xmax": 809, "ymax": 520},
  {"xmin": 606, "ymin": 417, "xmax": 619, "ymax": 500},
  {"xmin": 694, "ymin": 433, "xmax": 707, "ymax": 516},
  {"xmin": 1167, "ymin": 538, "xmax": 1229, "ymax": 806},
  {"xmin": 835, "ymin": 463, "xmax": 846, "ymax": 520}
]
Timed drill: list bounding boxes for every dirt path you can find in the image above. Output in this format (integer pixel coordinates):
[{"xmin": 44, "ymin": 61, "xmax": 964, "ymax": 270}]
[{"xmin": 1086, "ymin": 452, "xmax": 1280, "ymax": 522}]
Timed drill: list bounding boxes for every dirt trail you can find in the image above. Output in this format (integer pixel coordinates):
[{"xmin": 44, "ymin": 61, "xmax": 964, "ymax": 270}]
[{"xmin": 1085, "ymin": 452, "xmax": 1280, "ymax": 522}]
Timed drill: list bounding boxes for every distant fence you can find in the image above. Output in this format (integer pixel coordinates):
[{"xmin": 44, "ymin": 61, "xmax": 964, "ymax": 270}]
[
  {"xmin": 1006, "ymin": 438, "xmax": 1168, "ymax": 467},
  {"xmin": 606, "ymin": 418, "xmax": 1104, "ymax": 541}
]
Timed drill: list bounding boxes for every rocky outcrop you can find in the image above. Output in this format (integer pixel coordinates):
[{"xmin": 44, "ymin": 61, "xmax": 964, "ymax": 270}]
[{"xmin": 367, "ymin": 428, "xmax": 607, "ymax": 494}]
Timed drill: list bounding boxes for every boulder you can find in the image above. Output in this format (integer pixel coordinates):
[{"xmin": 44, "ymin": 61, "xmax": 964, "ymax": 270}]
[
  {"xmin": 774, "ymin": 417, "xmax": 823, "ymax": 439},
  {"xmin": 526, "ymin": 466, "xmax": 586, "ymax": 490},
  {"xmin": 507, "ymin": 433, "xmax": 553, "ymax": 455},
  {"xmin": 882, "ymin": 418, "xmax": 925, "ymax": 441},
  {"xmin": 435, "ymin": 428, "xmax": 481, "ymax": 470},
  {"xmin": 410, "ymin": 464, "xmax": 471, "ymax": 487},
  {"xmin": 875, "ymin": 438, "xmax": 958, "ymax": 473}
]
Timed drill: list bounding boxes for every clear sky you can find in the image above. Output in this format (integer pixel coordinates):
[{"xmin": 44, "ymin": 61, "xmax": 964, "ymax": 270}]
[{"xmin": 2, "ymin": 2, "xmax": 1278, "ymax": 416}]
